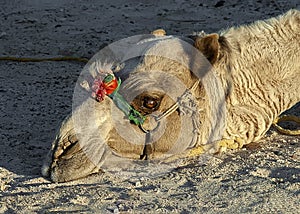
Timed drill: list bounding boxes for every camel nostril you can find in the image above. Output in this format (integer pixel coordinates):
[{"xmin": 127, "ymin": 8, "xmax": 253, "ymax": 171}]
[
  {"xmin": 52, "ymin": 133, "xmax": 79, "ymax": 159},
  {"xmin": 68, "ymin": 134, "xmax": 78, "ymax": 144}
]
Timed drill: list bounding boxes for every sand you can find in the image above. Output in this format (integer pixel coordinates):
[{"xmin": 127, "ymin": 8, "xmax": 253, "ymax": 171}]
[{"xmin": 0, "ymin": 0, "xmax": 299, "ymax": 213}]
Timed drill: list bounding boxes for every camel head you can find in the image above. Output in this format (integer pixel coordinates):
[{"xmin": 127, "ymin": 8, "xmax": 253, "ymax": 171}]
[{"xmin": 42, "ymin": 33, "xmax": 227, "ymax": 182}]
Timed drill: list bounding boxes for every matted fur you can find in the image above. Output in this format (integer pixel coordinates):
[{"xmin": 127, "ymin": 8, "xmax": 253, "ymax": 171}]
[
  {"xmin": 42, "ymin": 9, "xmax": 300, "ymax": 182},
  {"xmin": 216, "ymin": 9, "xmax": 300, "ymax": 143}
]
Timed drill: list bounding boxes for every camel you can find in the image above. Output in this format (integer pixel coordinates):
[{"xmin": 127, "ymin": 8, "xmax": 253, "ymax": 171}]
[{"xmin": 42, "ymin": 9, "xmax": 300, "ymax": 182}]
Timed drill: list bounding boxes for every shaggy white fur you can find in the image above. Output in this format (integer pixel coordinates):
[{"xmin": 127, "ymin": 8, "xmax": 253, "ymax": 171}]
[{"xmin": 215, "ymin": 9, "xmax": 300, "ymax": 144}]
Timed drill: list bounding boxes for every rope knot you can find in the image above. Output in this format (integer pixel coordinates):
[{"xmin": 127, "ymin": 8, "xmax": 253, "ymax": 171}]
[{"xmin": 177, "ymin": 90, "xmax": 198, "ymax": 116}]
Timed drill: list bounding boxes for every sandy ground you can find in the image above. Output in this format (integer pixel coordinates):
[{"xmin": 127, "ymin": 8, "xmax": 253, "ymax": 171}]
[{"xmin": 0, "ymin": 0, "xmax": 299, "ymax": 213}]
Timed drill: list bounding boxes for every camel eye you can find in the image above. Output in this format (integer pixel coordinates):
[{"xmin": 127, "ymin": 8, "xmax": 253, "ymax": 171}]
[{"xmin": 142, "ymin": 97, "xmax": 159, "ymax": 110}]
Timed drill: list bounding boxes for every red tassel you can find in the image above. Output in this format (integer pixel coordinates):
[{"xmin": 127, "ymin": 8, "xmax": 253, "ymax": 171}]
[{"xmin": 91, "ymin": 75, "xmax": 118, "ymax": 102}]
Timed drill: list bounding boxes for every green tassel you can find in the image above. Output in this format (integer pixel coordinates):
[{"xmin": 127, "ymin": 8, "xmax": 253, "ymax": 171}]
[{"xmin": 109, "ymin": 79, "xmax": 146, "ymax": 126}]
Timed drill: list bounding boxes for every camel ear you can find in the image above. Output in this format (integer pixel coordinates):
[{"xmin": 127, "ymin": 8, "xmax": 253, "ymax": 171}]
[{"xmin": 194, "ymin": 33, "xmax": 220, "ymax": 64}]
